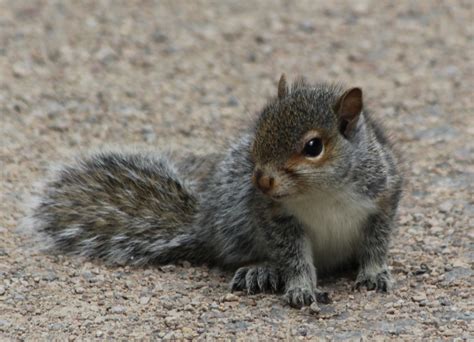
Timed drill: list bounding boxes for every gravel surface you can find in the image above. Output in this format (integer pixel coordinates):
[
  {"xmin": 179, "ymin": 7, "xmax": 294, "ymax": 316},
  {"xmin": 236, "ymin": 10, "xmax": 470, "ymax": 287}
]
[{"xmin": 1, "ymin": 0, "xmax": 473, "ymax": 340}]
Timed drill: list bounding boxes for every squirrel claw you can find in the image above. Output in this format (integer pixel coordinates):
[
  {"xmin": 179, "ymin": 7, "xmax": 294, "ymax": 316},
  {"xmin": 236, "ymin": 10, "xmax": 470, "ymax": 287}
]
[
  {"xmin": 230, "ymin": 264, "xmax": 280, "ymax": 294},
  {"xmin": 284, "ymin": 287, "xmax": 315, "ymax": 308},
  {"xmin": 354, "ymin": 268, "xmax": 392, "ymax": 293}
]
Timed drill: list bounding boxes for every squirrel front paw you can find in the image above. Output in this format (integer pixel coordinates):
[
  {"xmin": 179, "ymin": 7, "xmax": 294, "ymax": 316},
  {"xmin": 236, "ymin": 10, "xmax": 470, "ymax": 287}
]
[
  {"xmin": 230, "ymin": 264, "xmax": 280, "ymax": 294},
  {"xmin": 284, "ymin": 287, "xmax": 315, "ymax": 308},
  {"xmin": 354, "ymin": 266, "xmax": 392, "ymax": 292}
]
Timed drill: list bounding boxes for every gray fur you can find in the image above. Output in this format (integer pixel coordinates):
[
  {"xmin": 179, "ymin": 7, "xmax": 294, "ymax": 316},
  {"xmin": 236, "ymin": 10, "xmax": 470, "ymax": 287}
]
[{"xmin": 27, "ymin": 78, "xmax": 402, "ymax": 308}]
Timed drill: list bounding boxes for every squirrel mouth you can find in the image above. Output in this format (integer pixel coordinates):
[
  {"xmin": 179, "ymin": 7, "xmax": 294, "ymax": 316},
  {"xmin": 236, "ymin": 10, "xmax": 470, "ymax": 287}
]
[{"xmin": 268, "ymin": 193, "xmax": 288, "ymax": 201}]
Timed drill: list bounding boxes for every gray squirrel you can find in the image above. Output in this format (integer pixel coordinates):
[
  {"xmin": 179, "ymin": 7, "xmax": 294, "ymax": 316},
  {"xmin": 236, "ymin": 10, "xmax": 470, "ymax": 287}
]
[{"xmin": 27, "ymin": 75, "xmax": 403, "ymax": 308}]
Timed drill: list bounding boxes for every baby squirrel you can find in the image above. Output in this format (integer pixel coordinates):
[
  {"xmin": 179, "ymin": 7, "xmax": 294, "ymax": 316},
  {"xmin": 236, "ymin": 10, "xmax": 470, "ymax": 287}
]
[{"xmin": 28, "ymin": 75, "xmax": 402, "ymax": 308}]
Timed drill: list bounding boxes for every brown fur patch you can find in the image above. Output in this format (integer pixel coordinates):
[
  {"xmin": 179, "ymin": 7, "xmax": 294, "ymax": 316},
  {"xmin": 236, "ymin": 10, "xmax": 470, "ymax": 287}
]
[
  {"xmin": 284, "ymin": 134, "xmax": 336, "ymax": 172},
  {"xmin": 375, "ymin": 189, "xmax": 394, "ymax": 214}
]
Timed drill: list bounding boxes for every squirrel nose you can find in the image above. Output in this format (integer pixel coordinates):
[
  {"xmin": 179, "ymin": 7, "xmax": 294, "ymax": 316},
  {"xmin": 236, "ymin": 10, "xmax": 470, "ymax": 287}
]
[{"xmin": 253, "ymin": 169, "xmax": 275, "ymax": 193}]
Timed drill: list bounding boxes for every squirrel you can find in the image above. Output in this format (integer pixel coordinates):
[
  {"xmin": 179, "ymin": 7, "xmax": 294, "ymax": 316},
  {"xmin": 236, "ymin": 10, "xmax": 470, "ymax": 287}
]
[{"xmin": 27, "ymin": 75, "xmax": 403, "ymax": 308}]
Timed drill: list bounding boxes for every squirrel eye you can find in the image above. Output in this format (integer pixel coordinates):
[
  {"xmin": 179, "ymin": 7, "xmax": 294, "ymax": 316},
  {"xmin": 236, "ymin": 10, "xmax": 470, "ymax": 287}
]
[{"xmin": 303, "ymin": 138, "xmax": 323, "ymax": 158}]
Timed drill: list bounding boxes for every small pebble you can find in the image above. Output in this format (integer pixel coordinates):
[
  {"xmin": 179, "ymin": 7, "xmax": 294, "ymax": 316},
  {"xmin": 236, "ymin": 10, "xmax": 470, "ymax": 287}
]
[
  {"xmin": 181, "ymin": 261, "xmax": 192, "ymax": 268},
  {"xmin": 221, "ymin": 293, "xmax": 239, "ymax": 302},
  {"xmin": 12, "ymin": 62, "xmax": 30, "ymax": 78},
  {"xmin": 160, "ymin": 265, "xmax": 176, "ymax": 273},
  {"xmin": 413, "ymin": 263, "xmax": 430, "ymax": 275},
  {"xmin": 109, "ymin": 306, "xmax": 126, "ymax": 314},
  {"xmin": 139, "ymin": 296, "xmax": 150, "ymax": 305},
  {"xmin": 181, "ymin": 327, "xmax": 195, "ymax": 338},
  {"xmin": 438, "ymin": 201, "xmax": 454, "ymax": 213},
  {"xmin": 309, "ymin": 302, "xmax": 321, "ymax": 314},
  {"xmin": 165, "ymin": 316, "xmax": 178, "ymax": 328},
  {"xmin": 412, "ymin": 294, "xmax": 427, "ymax": 302}
]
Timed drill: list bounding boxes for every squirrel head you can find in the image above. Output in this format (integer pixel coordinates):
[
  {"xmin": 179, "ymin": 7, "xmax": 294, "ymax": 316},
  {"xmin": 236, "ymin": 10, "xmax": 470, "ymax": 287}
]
[{"xmin": 251, "ymin": 74, "xmax": 363, "ymax": 200}]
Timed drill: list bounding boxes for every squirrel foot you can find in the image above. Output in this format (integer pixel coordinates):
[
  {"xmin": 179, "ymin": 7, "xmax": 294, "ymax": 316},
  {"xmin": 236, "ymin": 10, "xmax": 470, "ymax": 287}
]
[
  {"xmin": 284, "ymin": 286, "xmax": 315, "ymax": 308},
  {"xmin": 354, "ymin": 266, "xmax": 392, "ymax": 292},
  {"xmin": 283, "ymin": 287, "xmax": 331, "ymax": 308},
  {"xmin": 230, "ymin": 264, "xmax": 280, "ymax": 294}
]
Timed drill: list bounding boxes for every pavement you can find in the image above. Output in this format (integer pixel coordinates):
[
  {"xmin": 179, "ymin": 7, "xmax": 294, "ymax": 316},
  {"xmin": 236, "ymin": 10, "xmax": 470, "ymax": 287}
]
[{"xmin": 1, "ymin": 1, "xmax": 472, "ymax": 340}]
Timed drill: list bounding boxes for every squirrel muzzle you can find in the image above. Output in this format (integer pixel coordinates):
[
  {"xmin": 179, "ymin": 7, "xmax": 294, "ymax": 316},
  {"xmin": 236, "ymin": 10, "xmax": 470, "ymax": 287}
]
[{"xmin": 253, "ymin": 167, "xmax": 283, "ymax": 197}]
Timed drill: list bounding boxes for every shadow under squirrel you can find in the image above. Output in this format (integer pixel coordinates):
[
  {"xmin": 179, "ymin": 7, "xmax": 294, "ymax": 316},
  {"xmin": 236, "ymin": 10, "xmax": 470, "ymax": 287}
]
[{"xmin": 26, "ymin": 75, "xmax": 402, "ymax": 308}]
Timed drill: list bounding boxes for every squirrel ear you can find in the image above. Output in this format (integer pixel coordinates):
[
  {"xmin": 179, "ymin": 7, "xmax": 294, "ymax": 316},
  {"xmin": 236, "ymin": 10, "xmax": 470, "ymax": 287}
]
[
  {"xmin": 335, "ymin": 87, "xmax": 363, "ymax": 137},
  {"xmin": 278, "ymin": 74, "xmax": 288, "ymax": 99}
]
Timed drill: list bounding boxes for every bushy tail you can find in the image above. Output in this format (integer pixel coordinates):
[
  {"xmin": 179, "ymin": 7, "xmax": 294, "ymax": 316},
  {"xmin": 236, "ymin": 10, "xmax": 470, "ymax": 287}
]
[{"xmin": 27, "ymin": 151, "xmax": 205, "ymax": 266}]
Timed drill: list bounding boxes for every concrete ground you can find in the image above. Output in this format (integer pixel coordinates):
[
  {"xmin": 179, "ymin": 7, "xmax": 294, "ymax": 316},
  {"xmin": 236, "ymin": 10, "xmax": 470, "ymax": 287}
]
[{"xmin": 1, "ymin": 0, "xmax": 472, "ymax": 340}]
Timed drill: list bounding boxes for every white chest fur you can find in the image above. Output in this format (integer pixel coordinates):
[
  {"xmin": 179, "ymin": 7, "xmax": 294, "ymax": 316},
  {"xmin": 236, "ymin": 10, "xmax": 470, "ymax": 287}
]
[{"xmin": 284, "ymin": 189, "xmax": 376, "ymax": 271}]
